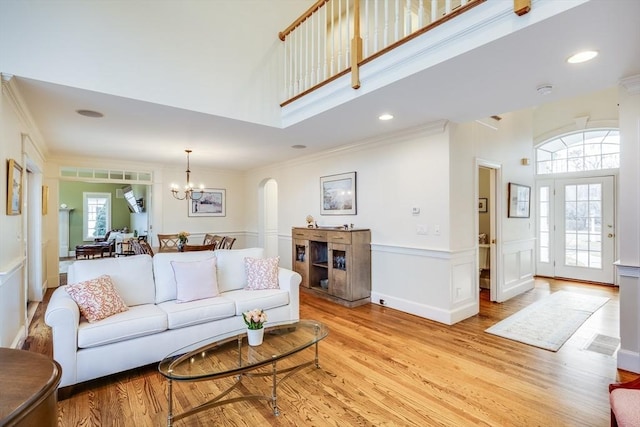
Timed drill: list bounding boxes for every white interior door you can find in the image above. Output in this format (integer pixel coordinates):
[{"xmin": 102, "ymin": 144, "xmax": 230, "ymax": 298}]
[{"xmin": 554, "ymin": 176, "xmax": 615, "ymax": 283}]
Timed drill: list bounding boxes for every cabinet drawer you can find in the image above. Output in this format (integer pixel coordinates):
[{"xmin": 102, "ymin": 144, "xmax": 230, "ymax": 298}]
[
  {"xmin": 293, "ymin": 228, "xmax": 326, "ymax": 241},
  {"xmin": 327, "ymin": 231, "xmax": 351, "ymax": 244}
]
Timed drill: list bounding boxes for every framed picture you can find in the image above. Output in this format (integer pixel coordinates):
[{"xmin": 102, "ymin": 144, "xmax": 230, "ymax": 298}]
[
  {"xmin": 6, "ymin": 159, "xmax": 23, "ymax": 215},
  {"xmin": 508, "ymin": 183, "xmax": 530, "ymax": 218},
  {"xmin": 188, "ymin": 188, "xmax": 226, "ymax": 217},
  {"xmin": 478, "ymin": 198, "xmax": 488, "ymax": 213},
  {"xmin": 42, "ymin": 185, "xmax": 49, "ymax": 215},
  {"xmin": 321, "ymin": 172, "xmax": 357, "ymax": 215}
]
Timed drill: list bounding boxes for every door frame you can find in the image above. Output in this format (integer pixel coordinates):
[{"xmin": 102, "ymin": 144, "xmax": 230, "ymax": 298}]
[
  {"xmin": 536, "ymin": 174, "xmax": 617, "ymax": 284},
  {"xmin": 476, "ymin": 159, "xmax": 502, "ymax": 302}
]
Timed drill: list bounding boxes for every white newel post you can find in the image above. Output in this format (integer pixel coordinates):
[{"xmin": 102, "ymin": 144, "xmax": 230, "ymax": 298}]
[{"xmin": 616, "ymin": 74, "xmax": 640, "ymax": 374}]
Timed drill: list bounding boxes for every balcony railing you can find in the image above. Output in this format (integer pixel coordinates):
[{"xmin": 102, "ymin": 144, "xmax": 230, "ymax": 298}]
[{"xmin": 279, "ymin": 0, "xmax": 529, "ymax": 106}]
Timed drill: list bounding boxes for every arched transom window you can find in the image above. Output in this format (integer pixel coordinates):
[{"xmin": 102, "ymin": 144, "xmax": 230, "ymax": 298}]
[{"xmin": 536, "ymin": 129, "xmax": 619, "ymax": 175}]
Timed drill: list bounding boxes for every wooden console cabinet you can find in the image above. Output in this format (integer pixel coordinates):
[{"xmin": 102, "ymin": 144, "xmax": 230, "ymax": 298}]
[{"xmin": 292, "ymin": 227, "xmax": 371, "ymax": 307}]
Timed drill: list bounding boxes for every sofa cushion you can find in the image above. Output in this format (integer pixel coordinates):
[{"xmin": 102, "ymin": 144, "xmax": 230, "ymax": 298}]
[
  {"xmin": 158, "ymin": 297, "xmax": 236, "ymax": 329},
  {"xmin": 245, "ymin": 256, "xmax": 280, "ymax": 290},
  {"xmin": 171, "ymin": 257, "xmax": 219, "ymax": 303},
  {"xmin": 65, "ymin": 275, "xmax": 128, "ymax": 323},
  {"xmin": 214, "ymin": 248, "xmax": 264, "ymax": 292},
  {"xmin": 77, "ymin": 304, "xmax": 168, "ymax": 348},
  {"xmin": 153, "ymin": 252, "xmax": 218, "ymax": 303},
  {"xmin": 223, "ymin": 289, "xmax": 290, "ymax": 316},
  {"xmin": 69, "ymin": 254, "xmax": 156, "ymax": 306}
]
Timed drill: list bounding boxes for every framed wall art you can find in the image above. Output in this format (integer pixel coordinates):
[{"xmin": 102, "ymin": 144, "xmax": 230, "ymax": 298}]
[
  {"xmin": 478, "ymin": 198, "xmax": 488, "ymax": 213},
  {"xmin": 6, "ymin": 159, "xmax": 23, "ymax": 215},
  {"xmin": 188, "ymin": 188, "xmax": 226, "ymax": 217},
  {"xmin": 508, "ymin": 182, "xmax": 530, "ymax": 218},
  {"xmin": 320, "ymin": 172, "xmax": 356, "ymax": 215}
]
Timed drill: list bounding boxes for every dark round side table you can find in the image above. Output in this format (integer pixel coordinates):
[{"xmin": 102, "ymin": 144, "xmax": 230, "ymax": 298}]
[{"xmin": 0, "ymin": 348, "xmax": 62, "ymax": 427}]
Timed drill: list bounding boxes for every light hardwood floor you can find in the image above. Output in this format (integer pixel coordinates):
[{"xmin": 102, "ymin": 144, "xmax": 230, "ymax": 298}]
[{"xmin": 25, "ymin": 277, "xmax": 636, "ymax": 426}]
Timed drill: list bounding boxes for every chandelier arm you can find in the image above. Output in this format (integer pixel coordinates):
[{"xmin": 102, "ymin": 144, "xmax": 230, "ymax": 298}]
[{"xmin": 171, "ymin": 149, "xmax": 204, "ymax": 201}]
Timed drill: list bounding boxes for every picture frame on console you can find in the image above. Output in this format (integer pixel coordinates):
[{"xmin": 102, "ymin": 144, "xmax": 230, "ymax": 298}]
[
  {"xmin": 188, "ymin": 188, "xmax": 226, "ymax": 217},
  {"xmin": 507, "ymin": 182, "xmax": 530, "ymax": 218},
  {"xmin": 6, "ymin": 158, "xmax": 23, "ymax": 215},
  {"xmin": 320, "ymin": 172, "xmax": 357, "ymax": 215}
]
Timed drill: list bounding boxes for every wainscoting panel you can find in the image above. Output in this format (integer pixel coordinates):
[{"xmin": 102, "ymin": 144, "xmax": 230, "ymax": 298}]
[
  {"xmin": 0, "ymin": 258, "xmax": 26, "ymax": 348},
  {"xmin": 500, "ymin": 238, "xmax": 535, "ymax": 302},
  {"xmin": 371, "ymin": 244, "xmax": 477, "ymax": 325}
]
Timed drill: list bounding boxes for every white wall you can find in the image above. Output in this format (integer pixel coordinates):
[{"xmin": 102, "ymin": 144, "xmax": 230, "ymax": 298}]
[
  {"xmin": 245, "ymin": 110, "xmax": 538, "ymax": 324},
  {"xmin": 0, "ymin": 77, "xmax": 28, "ymax": 347}
]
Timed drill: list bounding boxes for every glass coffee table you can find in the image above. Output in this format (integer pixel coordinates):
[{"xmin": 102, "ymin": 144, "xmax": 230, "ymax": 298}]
[{"xmin": 158, "ymin": 319, "xmax": 329, "ymax": 426}]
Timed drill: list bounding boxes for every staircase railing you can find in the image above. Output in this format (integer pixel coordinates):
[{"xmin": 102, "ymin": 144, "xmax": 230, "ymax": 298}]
[{"xmin": 279, "ymin": 0, "xmax": 529, "ymax": 106}]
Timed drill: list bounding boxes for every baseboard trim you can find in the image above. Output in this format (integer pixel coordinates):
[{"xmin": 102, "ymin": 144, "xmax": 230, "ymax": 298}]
[
  {"xmin": 618, "ymin": 348, "xmax": 640, "ymax": 374},
  {"xmin": 372, "ymin": 291, "xmax": 465, "ymax": 325}
]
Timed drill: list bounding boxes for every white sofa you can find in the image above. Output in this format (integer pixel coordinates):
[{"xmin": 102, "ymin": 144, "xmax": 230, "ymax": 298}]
[{"xmin": 45, "ymin": 248, "xmax": 301, "ymax": 388}]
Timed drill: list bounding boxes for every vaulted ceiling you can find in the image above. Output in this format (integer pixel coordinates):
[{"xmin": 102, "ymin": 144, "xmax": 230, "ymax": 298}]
[{"xmin": 2, "ymin": 0, "xmax": 639, "ymax": 170}]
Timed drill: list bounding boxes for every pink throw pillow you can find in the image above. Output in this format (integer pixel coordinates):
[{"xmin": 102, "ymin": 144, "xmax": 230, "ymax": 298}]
[
  {"xmin": 245, "ymin": 256, "xmax": 280, "ymax": 290},
  {"xmin": 65, "ymin": 275, "xmax": 128, "ymax": 323},
  {"xmin": 171, "ymin": 257, "xmax": 219, "ymax": 303}
]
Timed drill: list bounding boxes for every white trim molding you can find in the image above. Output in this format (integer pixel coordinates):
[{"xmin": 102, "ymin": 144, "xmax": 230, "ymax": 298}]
[{"xmin": 615, "ymin": 261, "xmax": 640, "ymax": 278}]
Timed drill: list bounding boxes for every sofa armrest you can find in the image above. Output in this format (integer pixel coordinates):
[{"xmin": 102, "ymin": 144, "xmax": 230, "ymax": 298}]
[
  {"xmin": 278, "ymin": 267, "xmax": 302, "ymax": 321},
  {"xmin": 44, "ymin": 286, "xmax": 80, "ymax": 387}
]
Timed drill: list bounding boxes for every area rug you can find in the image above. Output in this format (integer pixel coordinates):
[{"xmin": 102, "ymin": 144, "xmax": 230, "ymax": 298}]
[{"xmin": 485, "ymin": 291, "xmax": 609, "ymax": 351}]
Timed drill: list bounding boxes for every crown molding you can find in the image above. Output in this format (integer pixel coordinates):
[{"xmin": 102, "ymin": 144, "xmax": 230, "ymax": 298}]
[
  {"xmin": 1, "ymin": 74, "xmax": 49, "ymax": 160},
  {"xmin": 253, "ymin": 119, "xmax": 449, "ymax": 173},
  {"xmin": 620, "ymin": 75, "xmax": 640, "ymax": 95}
]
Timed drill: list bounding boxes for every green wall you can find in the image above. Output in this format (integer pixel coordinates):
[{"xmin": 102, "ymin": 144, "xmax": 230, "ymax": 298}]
[{"xmin": 60, "ymin": 182, "xmax": 132, "ymax": 249}]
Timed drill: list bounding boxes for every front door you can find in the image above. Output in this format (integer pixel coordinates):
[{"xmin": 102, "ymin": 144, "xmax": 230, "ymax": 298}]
[{"xmin": 537, "ymin": 176, "xmax": 615, "ymax": 284}]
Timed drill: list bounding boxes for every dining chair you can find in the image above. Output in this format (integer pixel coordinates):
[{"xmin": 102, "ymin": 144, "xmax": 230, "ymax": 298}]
[
  {"xmin": 139, "ymin": 239, "xmax": 155, "ymax": 256},
  {"xmin": 203, "ymin": 234, "xmax": 223, "ymax": 248},
  {"xmin": 130, "ymin": 239, "xmax": 155, "ymax": 256},
  {"xmin": 182, "ymin": 243, "xmax": 216, "ymax": 252},
  {"xmin": 129, "ymin": 239, "xmax": 143, "ymax": 255},
  {"xmin": 218, "ymin": 236, "xmax": 236, "ymax": 249},
  {"xmin": 157, "ymin": 234, "xmax": 180, "ymax": 252}
]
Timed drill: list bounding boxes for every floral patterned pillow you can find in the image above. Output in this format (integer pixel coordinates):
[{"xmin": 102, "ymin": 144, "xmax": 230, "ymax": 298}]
[
  {"xmin": 245, "ymin": 257, "xmax": 280, "ymax": 290},
  {"xmin": 65, "ymin": 275, "xmax": 129, "ymax": 323}
]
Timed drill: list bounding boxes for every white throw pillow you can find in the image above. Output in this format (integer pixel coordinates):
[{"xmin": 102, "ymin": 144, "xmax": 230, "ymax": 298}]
[
  {"xmin": 245, "ymin": 256, "xmax": 280, "ymax": 290},
  {"xmin": 65, "ymin": 274, "xmax": 129, "ymax": 323},
  {"xmin": 171, "ymin": 257, "xmax": 219, "ymax": 303},
  {"xmin": 215, "ymin": 248, "xmax": 265, "ymax": 292}
]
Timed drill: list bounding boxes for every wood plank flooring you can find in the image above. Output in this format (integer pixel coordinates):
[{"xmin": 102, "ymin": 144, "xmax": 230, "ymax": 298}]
[{"xmin": 24, "ymin": 277, "xmax": 636, "ymax": 426}]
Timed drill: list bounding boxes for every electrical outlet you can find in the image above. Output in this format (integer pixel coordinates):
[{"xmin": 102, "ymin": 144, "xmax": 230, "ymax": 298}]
[
  {"xmin": 379, "ymin": 299, "xmax": 386, "ymax": 305},
  {"xmin": 433, "ymin": 225, "xmax": 441, "ymax": 236},
  {"xmin": 412, "ymin": 207, "xmax": 420, "ymax": 215},
  {"xmin": 417, "ymin": 225, "xmax": 428, "ymax": 235}
]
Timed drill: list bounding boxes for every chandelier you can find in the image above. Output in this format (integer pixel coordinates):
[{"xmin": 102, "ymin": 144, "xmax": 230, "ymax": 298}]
[{"xmin": 171, "ymin": 149, "xmax": 204, "ymax": 201}]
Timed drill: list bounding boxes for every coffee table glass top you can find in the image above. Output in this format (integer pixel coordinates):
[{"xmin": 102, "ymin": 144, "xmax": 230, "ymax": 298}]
[{"xmin": 158, "ymin": 319, "xmax": 328, "ymax": 381}]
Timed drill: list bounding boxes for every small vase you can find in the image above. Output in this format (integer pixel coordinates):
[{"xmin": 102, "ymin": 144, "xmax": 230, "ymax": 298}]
[
  {"xmin": 247, "ymin": 328, "xmax": 264, "ymax": 346},
  {"xmin": 178, "ymin": 241, "xmax": 185, "ymax": 252}
]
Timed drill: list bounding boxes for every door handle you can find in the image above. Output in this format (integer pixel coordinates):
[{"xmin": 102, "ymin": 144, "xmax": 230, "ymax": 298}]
[{"xmin": 608, "ymin": 233, "xmax": 615, "ymax": 238}]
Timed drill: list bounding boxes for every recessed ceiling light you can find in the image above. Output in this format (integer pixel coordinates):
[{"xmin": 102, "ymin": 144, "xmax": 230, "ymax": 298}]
[
  {"xmin": 567, "ymin": 50, "xmax": 598, "ymax": 64},
  {"xmin": 536, "ymin": 84, "xmax": 553, "ymax": 95},
  {"xmin": 76, "ymin": 109, "xmax": 104, "ymax": 118},
  {"xmin": 291, "ymin": 144, "xmax": 307, "ymax": 149},
  {"xmin": 378, "ymin": 113, "xmax": 394, "ymax": 121}
]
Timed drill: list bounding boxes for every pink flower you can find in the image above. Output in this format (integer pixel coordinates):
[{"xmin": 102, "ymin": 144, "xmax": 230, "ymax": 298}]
[{"xmin": 243, "ymin": 308, "xmax": 267, "ymax": 330}]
